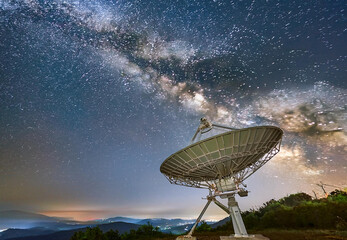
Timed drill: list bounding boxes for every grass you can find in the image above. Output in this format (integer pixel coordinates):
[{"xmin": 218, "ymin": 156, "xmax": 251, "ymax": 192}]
[
  {"xmin": 186, "ymin": 230, "xmax": 347, "ymax": 240},
  {"xmin": 258, "ymin": 229, "xmax": 347, "ymax": 240},
  {"xmin": 119, "ymin": 229, "xmax": 347, "ymax": 240}
]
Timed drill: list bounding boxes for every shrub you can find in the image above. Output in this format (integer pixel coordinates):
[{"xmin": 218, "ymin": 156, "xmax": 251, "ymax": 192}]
[
  {"xmin": 233, "ymin": 190, "xmax": 347, "ymax": 230},
  {"xmin": 195, "ymin": 221, "xmax": 212, "ymax": 232}
]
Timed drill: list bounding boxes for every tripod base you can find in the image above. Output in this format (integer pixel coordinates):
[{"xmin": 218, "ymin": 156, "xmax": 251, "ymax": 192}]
[
  {"xmin": 220, "ymin": 234, "xmax": 269, "ymax": 240},
  {"xmin": 182, "ymin": 193, "xmax": 257, "ymax": 240}
]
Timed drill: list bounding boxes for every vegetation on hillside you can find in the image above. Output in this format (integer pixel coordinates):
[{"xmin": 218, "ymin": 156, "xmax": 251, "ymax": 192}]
[
  {"xmin": 213, "ymin": 190, "xmax": 347, "ymax": 231},
  {"xmin": 195, "ymin": 221, "xmax": 212, "ymax": 232},
  {"xmin": 70, "ymin": 223, "xmax": 173, "ymax": 240}
]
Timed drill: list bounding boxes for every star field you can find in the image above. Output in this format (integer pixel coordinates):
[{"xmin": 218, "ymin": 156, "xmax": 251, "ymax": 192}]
[{"xmin": 0, "ymin": 0, "xmax": 346, "ymax": 220}]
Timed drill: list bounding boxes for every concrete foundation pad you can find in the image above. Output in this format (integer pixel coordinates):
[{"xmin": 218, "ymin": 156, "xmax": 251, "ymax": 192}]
[
  {"xmin": 220, "ymin": 234, "xmax": 269, "ymax": 240},
  {"xmin": 176, "ymin": 236, "xmax": 197, "ymax": 240}
]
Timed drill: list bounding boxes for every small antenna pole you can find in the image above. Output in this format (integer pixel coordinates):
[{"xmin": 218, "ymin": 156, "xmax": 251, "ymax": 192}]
[
  {"xmin": 312, "ymin": 190, "xmax": 318, "ymax": 199},
  {"xmin": 316, "ymin": 181, "xmax": 328, "ymax": 198}
]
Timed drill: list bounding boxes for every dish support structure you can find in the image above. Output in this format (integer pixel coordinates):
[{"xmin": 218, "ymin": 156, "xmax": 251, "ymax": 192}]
[
  {"xmin": 180, "ymin": 191, "xmax": 249, "ymax": 239},
  {"xmin": 177, "ymin": 118, "xmax": 253, "ymax": 239},
  {"xmin": 171, "ymin": 118, "xmax": 281, "ymax": 239}
]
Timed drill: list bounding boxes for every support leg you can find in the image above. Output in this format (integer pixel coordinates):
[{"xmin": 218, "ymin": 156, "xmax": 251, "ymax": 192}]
[
  {"xmin": 212, "ymin": 197, "xmax": 230, "ymax": 214},
  {"xmin": 187, "ymin": 199, "xmax": 212, "ymax": 237}
]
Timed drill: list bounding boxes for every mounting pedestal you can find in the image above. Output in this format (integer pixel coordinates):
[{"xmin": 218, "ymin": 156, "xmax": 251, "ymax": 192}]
[
  {"xmin": 220, "ymin": 235, "xmax": 269, "ymax": 240},
  {"xmin": 227, "ymin": 195, "xmax": 248, "ymax": 237}
]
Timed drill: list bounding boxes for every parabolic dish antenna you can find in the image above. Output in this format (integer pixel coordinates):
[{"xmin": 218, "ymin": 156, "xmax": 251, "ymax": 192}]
[{"xmin": 160, "ymin": 118, "xmax": 283, "ymax": 239}]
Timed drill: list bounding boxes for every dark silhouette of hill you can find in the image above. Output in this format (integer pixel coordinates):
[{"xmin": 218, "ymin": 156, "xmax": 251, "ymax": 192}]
[
  {"xmin": 6, "ymin": 222, "xmax": 139, "ymax": 240},
  {"xmin": 137, "ymin": 218, "xmax": 194, "ymax": 227},
  {"xmin": 0, "ymin": 227, "xmax": 55, "ymax": 240},
  {"xmin": 97, "ymin": 216, "xmax": 142, "ymax": 224},
  {"xmin": 210, "ymin": 217, "xmax": 230, "ymax": 228}
]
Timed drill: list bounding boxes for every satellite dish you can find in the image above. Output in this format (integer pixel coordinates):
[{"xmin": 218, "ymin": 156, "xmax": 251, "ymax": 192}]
[{"xmin": 160, "ymin": 118, "xmax": 283, "ymax": 239}]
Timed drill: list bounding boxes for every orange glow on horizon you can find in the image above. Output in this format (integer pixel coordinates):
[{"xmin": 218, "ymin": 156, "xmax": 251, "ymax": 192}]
[
  {"xmin": 39, "ymin": 210, "xmax": 226, "ymax": 222},
  {"xmin": 40, "ymin": 210, "xmax": 112, "ymax": 221}
]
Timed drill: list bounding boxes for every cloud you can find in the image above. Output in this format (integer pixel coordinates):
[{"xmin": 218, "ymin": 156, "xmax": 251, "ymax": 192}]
[
  {"xmin": 268, "ymin": 145, "xmax": 323, "ymax": 177},
  {"xmin": 255, "ymin": 82, "xmax": 347, "ymax": 146}
]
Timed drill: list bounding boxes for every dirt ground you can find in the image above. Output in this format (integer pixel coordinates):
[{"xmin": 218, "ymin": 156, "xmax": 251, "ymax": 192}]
[{"xmin": 160, "ymin": 230, "xmax": 347, "ymax": 240}]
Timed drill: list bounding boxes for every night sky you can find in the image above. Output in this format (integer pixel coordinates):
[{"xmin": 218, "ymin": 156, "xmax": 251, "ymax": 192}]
[{"xmin": 0, "ymin": 0, "xmax": 346, "ymax": 221}]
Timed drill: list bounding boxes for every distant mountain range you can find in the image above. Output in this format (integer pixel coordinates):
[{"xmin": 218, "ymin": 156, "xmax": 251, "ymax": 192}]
[
  {"xmin": 137, "ymin": 218, "xmax": 195, "ymax": 228},
  {"xmin": 210, "ymin": 217, "xmax": 230, "ymax": 228},
  {"xmin": 96, "ymin": 216, "xmax": 141, "ymax": 224},
  {"xmin": 0, "ymin": 210, "xmax": 222, "ymax": 240},
  {"xmin": 1, "ymin": 222, "xmax": 140, "ymax": 240},
  {"xmin": 0, "ymin": 227, "xmax": 56, "ymax": 240},
  {"xmin": 97, "ymin": 217, "xmax": 200, "ymax": 227},
  {"xmin": 0, "ymin": 210, "xmax": 82, "ymax": 230}
]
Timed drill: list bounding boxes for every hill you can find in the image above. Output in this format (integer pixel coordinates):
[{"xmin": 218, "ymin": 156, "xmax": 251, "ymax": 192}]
[
  {"xmin": 98, "ymin": 217, "xmax": 142, "ymax": 224},
  {"xmin": 210, "ymin": 217, "xmax": 230, "ymax": 228},
  {"xmin": 0, "ymin": 227, "xmax": 55, "ymax": 240},
  {"xmin": 137, "ymin": 218, "xmax": 194, "ymax": 228},
  {"xmin": 6, "ymin": 222, "xmax": 140, "ymax": 240}
]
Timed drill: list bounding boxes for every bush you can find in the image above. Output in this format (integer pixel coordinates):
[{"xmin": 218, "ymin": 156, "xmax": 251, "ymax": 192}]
[
  {"xmin": 336, "ymin": 216, "xmax": 347, "ymax": 231},
  {"xmin": 105, "ymin": 230, "xmax": 121, "ymax": 240},
  {"xmin": 70, "ymin": 223, "xmax": 172, "ymax": 240},
  {"xmin": 195, "ymin": 221, "xmax": 212, "ymax": 232},
  {"xmin": 243, "ymin": 212, "xmax": 260, "ymax": 229},
  {"xmin": 235, "ymin": 190, "xmax": 347, "ymax": 230},
  {"xmin": 71, "ymin": 227, "xmax": 109, "ymax": 240}
]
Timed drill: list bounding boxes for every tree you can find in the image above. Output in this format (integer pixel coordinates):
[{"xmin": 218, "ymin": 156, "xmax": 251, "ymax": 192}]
[
  {"xmin": 71, "ymin": 231, "xmax": 85, "ymax": 240},
  {"xmin": 85, "ymin": 227, "xmax": 105, "ymax": 240},
  {"xmin": 105, "ymin": 229, "xmax": 120, "ymax": 240},
  {"xmin": 279, "ymin": 192, "xmax": 312, "ymax": 207},
  {"xmin": 195, "ymin": 221, "xmax": 212, "ymax": 232}
]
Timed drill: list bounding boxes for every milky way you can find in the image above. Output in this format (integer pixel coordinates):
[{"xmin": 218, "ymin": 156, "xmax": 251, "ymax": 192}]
[{"xmin": 0, "ymin": 0, "xmax": 346, "ymax": 220}]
